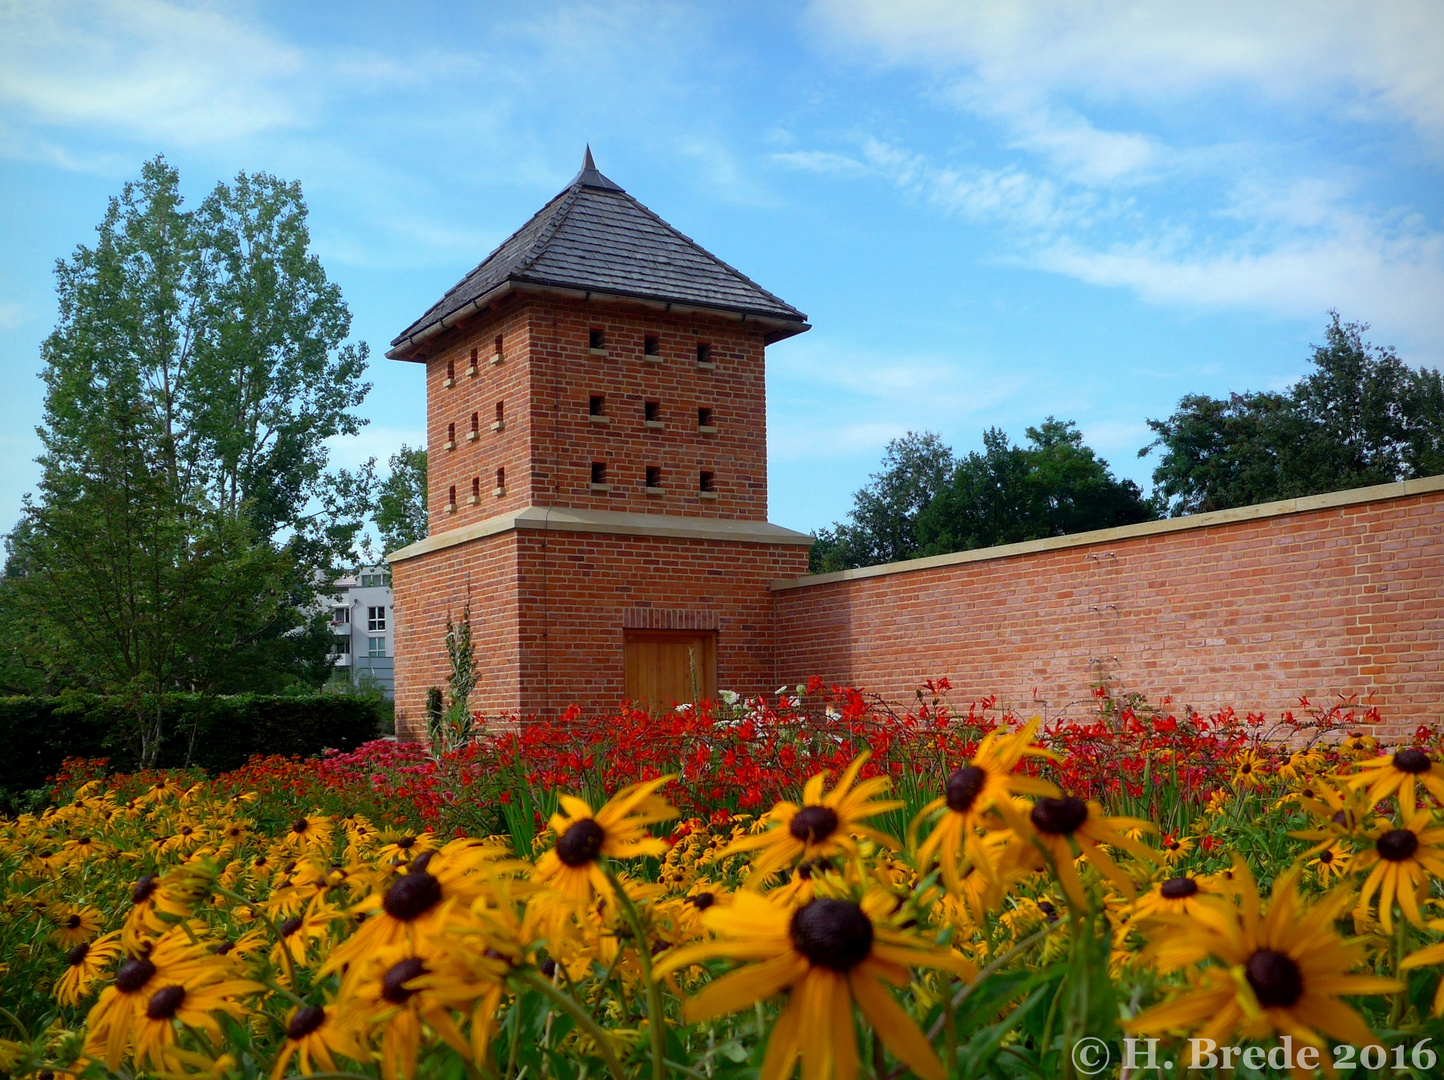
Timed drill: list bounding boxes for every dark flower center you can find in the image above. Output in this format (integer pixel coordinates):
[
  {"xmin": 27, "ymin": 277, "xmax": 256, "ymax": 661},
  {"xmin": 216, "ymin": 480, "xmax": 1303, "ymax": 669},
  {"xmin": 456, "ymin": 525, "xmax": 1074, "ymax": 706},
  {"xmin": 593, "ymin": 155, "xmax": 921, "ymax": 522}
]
[
  {"xmin": 556, "ymin": 819, "xmax": 606, "ymax": 867},
  {"xmin": 789, "ymin": 898, "xmax": 873, "ymax": 972},
  {"xmin": 146, "ymin": 984, "xmax": 187, "ymax": 1020},
  {"xmin": 180, "ymin": 826, "xmax": 193, "ymax": 836},
  {"xmin": 410, "ymin": 851, "xmax": 435, "ymax": 874},
  {"xmin": 381, "ymin": 957, "xmax": 427, "ymax": 1004},
  {"xmin": 1160, "ymin": 876, "xmax": 1199, "ymax": 899},
  {"xmin": 131, "ymin": 874, "xmax": 159, "ymax": 905},
  {"xmin": 213, "ymin": 941, "xmax": 235, "ymax": 956},
  {"xmin": 115, "ymin": 957, "xmax": 157, "ymax": 993},
  {"xmin": 945, "ymin": 766, "xmax": 988, "ymax": 813},
  {"xmin": 789, "ymin": 806, "xmax": 840, "ymax": 844},
  {"xmin": 1394, "ymin": 748, "xmax": 1432, "ymax": 775},
  {"xmin": 1377, "ymin": 829, "xmax": 1419, "ymax": 862},
  {"xmin": 1331, "ymin": 810, "xmax": 1348, "ymax": 827},
  {"xmin": 292, "ymin": 818, "xmax": 309, "ymax": 834},
  {"xmin": 1319, "ymin": 850, "xmax": 1335, "ymax": 864},
  {"xmin": 287, "ymin": 1005, "xmax": 327, "ymax": 1040},
  {"xmin": 396, "ymin": 836, "xmax": 416, "ymax": 849},
  {"xmin": 77, "ymin": 837, "xmax": 91, "ymax": 846},
  {"xmin": 1165, "ymin": 839, "xmax": 1181, "ymax": 851},
  {"xmin": 539, "ymin": 957, "xmax": 557, "ymax": 979},
  {"xmin": 1240, "ymin": 763, "xmax": 1253, "ymax": 774},
  {"xmin": 255, "ymin": 856, "xmax": 268, "ymax": 867},
  {"xmin": 280, "ymin": 916, "xmax": 304, "ymax": 937},
  {"xmin": 795, "ymin": 858, "xmax": 832, "ymax": 880},
  {"xmin": 690, "ymin": 892, "xmax": 716, "ymax": 910},
  {"xmin": 66, "ymin": 914, "xmax": 82, "ymax": 928},
  {"xmin": 1030, "ymin": 796, "xmax": 1088, "ymax": 836},
  {"xmin": 66, "ymin": 942, "xmax": 90, "ymax": 966},
  {"xmin": 1245, "ymin": 949, "xmax": 1303, "ymax": 1008},
  {"xmin": 383, "ymin": 871, "xmax": 443, "ymax": 921},
  {"xmin": 1037, "ymin": 900, "xmax": 1058, "ymax": 921}
]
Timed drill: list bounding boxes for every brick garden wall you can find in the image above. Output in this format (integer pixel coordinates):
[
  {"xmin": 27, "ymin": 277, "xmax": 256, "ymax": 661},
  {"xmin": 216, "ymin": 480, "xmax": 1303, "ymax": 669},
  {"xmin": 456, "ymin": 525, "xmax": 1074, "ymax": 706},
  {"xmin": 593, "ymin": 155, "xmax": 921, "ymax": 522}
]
[{"xmin": 772, "ymin": 480, "xmax": 1444, "ymax": 736}]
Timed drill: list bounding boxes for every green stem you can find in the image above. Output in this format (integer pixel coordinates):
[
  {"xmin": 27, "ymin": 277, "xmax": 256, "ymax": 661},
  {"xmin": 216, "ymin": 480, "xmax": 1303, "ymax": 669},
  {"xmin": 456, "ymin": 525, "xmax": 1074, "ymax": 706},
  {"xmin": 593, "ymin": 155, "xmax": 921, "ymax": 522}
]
[
  {"xmin": 605, "ymin": 866, "xmax": 668, "ymax": 1080},
  {"xmin": 506, "ymin": 995, "xmax": 522, "ymax": 1079},
  {"xmin": 0, "ymin": 1004, "xmax": 31, "ymax": 1042},
  {"xmin": 925, "ymin": 923, "xmax": 1059, "ymax": 1042},
  {"xmin": 1388, "ymin": 917, "xmax": 1409, "ymax": 1029},
  {"xmin": 518, "ymin": 971, "xmax": 628, "ymax": 1080}
]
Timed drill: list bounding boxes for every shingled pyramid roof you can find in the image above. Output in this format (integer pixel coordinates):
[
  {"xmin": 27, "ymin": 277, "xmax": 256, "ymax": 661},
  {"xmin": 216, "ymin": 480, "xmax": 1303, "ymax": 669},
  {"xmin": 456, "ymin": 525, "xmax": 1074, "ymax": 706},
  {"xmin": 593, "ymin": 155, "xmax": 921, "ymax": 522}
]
[{"xmin": 388, "ymin": 149, "xmax": 808, "ymax": 358}]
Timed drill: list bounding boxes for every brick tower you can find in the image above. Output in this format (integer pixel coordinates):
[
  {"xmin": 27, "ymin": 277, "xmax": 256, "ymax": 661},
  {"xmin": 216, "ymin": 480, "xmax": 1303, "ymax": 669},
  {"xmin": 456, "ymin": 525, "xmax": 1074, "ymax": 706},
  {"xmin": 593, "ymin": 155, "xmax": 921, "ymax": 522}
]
[{"xmin": 386, "ymin": 149, "xmax": 813, "ymax": 736}]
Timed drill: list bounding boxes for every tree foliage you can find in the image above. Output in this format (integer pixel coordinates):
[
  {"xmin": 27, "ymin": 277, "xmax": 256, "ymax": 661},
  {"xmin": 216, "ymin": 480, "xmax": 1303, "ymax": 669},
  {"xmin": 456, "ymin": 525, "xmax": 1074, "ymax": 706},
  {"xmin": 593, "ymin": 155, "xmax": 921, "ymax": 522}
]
[
  {"xmin": 0, "ymin": 157, "xmax": 371, "ymax": 755},
  {"xmin": 375, "ymin": 444, "xmax": 428, "ymax": 554},
  {"xmin": 1144, "ymin": 313, "xmax": 1444, "ymax": 515},
  {"xmin": 810, "ymin": 422, "xmax": 1154, "ymax": 572}
]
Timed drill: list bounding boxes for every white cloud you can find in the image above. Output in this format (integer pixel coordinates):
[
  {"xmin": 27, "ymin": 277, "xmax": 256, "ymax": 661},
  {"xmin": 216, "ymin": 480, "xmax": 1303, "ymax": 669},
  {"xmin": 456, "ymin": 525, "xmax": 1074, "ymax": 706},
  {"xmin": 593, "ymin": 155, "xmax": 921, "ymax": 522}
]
[
  {"xmin": 0, "ymin": 0, "xmax": 310, "ymax": 147},
  {"xmin": 0, "ymin": 299, "xmax": 28, "ymax": 330},
  {"xmin": 809, "ymin": 1, "xmax": 1444, "ymax": 153}
]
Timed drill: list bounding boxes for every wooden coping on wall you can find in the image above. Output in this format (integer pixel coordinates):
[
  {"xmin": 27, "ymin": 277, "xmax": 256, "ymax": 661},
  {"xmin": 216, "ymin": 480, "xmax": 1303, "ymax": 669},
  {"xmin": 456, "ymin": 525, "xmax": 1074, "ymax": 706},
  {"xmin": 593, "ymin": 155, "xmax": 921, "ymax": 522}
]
[
  {"xmin": 771, "ymin": 474, "xmax": 1444, "ymax": 592},
  {"xmin": 385, "ymin": 505, "xmax": 814, "ymax": 563}
]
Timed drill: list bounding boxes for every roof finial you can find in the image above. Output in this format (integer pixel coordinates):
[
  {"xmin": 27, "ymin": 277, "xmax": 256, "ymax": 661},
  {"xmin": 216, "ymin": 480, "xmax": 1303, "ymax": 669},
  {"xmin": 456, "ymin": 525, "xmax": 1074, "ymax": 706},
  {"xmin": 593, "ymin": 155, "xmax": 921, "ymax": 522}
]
[{"xmin": 572, "ymin": 145, "xmax": 623, "ymax": 191}]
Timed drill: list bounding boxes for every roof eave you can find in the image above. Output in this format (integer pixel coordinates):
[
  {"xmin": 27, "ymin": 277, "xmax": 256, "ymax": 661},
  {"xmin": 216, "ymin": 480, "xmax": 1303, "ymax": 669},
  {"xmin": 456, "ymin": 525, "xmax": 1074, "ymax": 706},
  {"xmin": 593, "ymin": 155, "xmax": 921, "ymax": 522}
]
[{"xmin": 386, "ymin": 280, "xmax": 808, "ymax": 361}]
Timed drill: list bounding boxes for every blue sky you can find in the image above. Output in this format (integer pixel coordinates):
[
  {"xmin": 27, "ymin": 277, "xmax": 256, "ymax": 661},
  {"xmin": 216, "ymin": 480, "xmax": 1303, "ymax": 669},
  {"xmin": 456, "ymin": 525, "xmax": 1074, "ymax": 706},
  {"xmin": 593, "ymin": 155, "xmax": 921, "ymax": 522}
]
[{"xmin": 2, "ymin": 1, "xmax": 1442, "ymax": 536}]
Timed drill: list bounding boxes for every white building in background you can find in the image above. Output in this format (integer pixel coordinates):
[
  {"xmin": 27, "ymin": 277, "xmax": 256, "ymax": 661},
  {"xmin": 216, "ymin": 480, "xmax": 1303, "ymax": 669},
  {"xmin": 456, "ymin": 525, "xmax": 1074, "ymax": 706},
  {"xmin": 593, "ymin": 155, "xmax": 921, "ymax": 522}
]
[{"xmin": 327, "ymin": 566, "xmax": 395, "ymax": 697}]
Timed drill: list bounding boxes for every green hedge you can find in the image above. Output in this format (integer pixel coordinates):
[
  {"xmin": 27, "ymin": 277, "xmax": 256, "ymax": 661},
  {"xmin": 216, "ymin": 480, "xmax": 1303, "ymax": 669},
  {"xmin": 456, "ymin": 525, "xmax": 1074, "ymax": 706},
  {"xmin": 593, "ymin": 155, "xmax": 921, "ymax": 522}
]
[{"xmin": 0, "ymin": 693, "xmax": 388, "ymax": 799}]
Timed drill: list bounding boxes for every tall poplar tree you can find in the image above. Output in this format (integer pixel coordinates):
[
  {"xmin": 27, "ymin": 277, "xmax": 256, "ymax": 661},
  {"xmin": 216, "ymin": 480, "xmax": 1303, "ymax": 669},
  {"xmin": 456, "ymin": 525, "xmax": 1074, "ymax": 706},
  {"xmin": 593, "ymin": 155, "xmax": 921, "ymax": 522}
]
[{"xmin": 2, "ymin": 158, "xmax": 372, "ymax": 760}]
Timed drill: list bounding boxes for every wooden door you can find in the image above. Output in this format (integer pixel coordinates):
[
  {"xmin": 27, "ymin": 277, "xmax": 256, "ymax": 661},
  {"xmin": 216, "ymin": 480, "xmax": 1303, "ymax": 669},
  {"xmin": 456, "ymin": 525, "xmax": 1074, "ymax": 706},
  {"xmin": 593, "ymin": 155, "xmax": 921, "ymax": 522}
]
[{"xmin": 624, "ymin": 631, "xmax": 717, "ymax": 711}]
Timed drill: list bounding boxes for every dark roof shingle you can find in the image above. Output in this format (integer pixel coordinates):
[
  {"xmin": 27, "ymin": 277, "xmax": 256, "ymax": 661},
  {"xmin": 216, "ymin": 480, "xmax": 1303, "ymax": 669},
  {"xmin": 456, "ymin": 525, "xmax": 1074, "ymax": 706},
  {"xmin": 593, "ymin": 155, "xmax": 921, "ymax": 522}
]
[{"xmin": 390, "ymin": 150, "xmax": 807, "ymax": 354}]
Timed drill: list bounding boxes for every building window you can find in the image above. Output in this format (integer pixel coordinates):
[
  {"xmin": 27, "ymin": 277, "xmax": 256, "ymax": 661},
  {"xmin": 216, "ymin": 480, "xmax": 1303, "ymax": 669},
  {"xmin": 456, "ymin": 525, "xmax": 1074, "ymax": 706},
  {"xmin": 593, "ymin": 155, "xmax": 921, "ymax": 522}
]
[
  {"xmin": 589, "ymin": 395, "xmax": 605, "ymax": 416},
  {"xmin": 644, "ymin": 334, "xmax": 660, "ymax": 356},
  {"xmin": 368, "ymin": 636, "xmax": 386, "ymax": 658},
  {"xmin": 447, "ymin": 484, "xmax": 457, "ymax": 510},
  {"xmin": 360, "ymin": 573, "xmax": 390, "ymax": 588},
  {"xmin": 700, "ymin": 470, "xmax": 716, "ymax": 492},
  {"xmin": 591, "ymin": 461, "xmax": 608, "ymax": 485},
  {"xmin": 589, "ymin": 328, "xmax": 606, "ymax": 351},
  {"xmin": 446, "ymin": 421, "xmax": 456, "ymax": 447},
  {"xmin": 446, "ymin": 359, "xmax": 455, "ymax": 383},
  {"xmin": 646, "ymin": 466, "xmax": 662, "ymax": 488},
  {"xmin": 495, "ymin": 334, "xmax": 504, "ymax": 356},
  {"xmin": 368, "ymin": 606, "xmax": 387, "ymax": 632},
  {"xmin": 697, "ymin": 406, "xmax": 714, "ymax": 428},
  {"xmin": 645, "ymin": 400, "xmax": 661, "ymax": 422},
  {"xmin": 471, "ymin": 476, "xmax": 480, "ymax": 502},
  {"xmin": 471, "ymin": 411, "xmax": 479, "ymax": 437},
  {"xmin": 331, "ymin": 606, "xmax": 349, "ymax": 625},
  {"xmin": 332, "ymin": 636, "xmax": 350, "ymax": 655},
  {"xmin": 495, "ymin": 467, "xmax": 505, "ymax": 493},
  {"xmin": 495, "ymin": 400, "xmax": 505, "ymax": 428},
  {"xmin": 696, "ymin": 342, "xmax": 712, "ymax": 365}
]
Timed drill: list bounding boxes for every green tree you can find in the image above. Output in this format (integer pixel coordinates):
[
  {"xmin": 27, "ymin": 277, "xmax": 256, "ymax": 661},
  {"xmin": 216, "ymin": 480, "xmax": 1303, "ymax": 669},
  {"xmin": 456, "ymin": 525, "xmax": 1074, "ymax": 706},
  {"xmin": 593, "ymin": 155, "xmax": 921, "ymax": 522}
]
[
  {"xmin": 809, "ymin": 431, "xmax": 955, "ymax": 572},
  {"xmin": 0, "ymin": 157, "xmax": 370, "ymax": 761},
  {"xmin": 916, "ymin": 419, "xmax": 1156, "ymax": 555},
  {"xmin": 1143, "ymin": 313, "xmax": 1444, "ymax": 515},
  {"xmin": 375, "ymin": 444, "xmax": 429, "ymax": 553}
]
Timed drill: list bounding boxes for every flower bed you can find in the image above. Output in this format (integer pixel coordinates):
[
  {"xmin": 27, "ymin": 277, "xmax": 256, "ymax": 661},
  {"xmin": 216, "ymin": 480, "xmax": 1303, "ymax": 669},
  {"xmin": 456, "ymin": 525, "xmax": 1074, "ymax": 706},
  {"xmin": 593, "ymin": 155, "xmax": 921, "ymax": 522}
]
[{"xmin": 2, "ymin": 684, "xmax": 1443, "ymax": 1080}]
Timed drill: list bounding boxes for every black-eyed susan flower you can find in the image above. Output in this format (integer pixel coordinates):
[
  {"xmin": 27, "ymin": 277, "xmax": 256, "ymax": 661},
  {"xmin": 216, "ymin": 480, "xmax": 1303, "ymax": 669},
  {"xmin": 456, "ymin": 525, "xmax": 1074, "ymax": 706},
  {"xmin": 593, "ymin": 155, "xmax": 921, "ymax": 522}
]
[
  {"xmin": 1131, "ymin": 873, "xmax": 1219, "ymax": 928},
  {"xmin": 1022, "ymin": 795, "xmax": 1154, "ymax": 911},
  {"xmin": 1305, "ymin": 842, "xmax": 1350, "ymax": 886},
  {"xmin": 130, "ymin": 963, "xmax": 261, "ymax": 1073},
  {"xmin": 914, "ymin": 718, "xmax": 1058, "ymax": 892},
  {"xmin": 54, "ymin": 929, "xmax": 123, "ymax": 1007},
  {"xmin": 337, "ymin": 946, "xmax": 479, "ymax": 1080},
  {"xmin": 724, "ymin": 754, "xmax": 898, "ymax": 886},
  {"xmin": 377, "ymin": 830, "xmax": 440, "ymax": 866},
  {"xmin": 1350, "ymin": 811, "xmax": 1444, "ymax": 931},
  {"xmin": 1232, "ymin": 750, "xmax": 1267, "ymax": 790},
  {"xmin": 532, "ymin": 776, "xmax": 677, "ymax": 905},
  {"xmin": 84, "ymin": 932, "xmax": 215, "ymax": 1070},
  {"xmin": 1350, "ymin": 746, "xmax": 1444, "ymax": 817},
  {"xmin": 1158, "ymin": 833, "xmax": 1195, "ymax": 865},
  {"xmin": 657, "ymin": 888, "xmax": 968, "ymax": 1080},
  {"xmin": 1129, "ymin": 861, "xmax": 1400, "ymax": 1062},
  {"xmin": 270, "ymin": 1004, "xmax": 362, "ymax": 1079},
  {"xmin": 281, "ymin": 814, "xmax": 334, "ymax": 854},
  {"xmin": 51, "ymin": 905, "xmax": 104, "ymax": 946}
]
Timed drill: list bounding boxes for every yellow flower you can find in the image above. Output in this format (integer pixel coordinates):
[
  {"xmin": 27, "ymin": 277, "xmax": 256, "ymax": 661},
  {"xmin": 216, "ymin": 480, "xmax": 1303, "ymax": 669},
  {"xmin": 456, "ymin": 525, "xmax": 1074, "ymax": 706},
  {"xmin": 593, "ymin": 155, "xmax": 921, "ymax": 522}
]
[
  {"xmin": 531, "ymin": 776, "xmax": 678, "ymax": 906},
  {"xmin": 657, "ymin": 888, "xmax": 968, "ymax": 1080},
  {"xmin": 130, "ymin": 964, "xmax": 262, "ymax": 1073},
  {"xmin": 270, "ymin": 1004, "xmax": 363, "ymax": 1079},
  {"xmin": 724, "ymin": 754, "xmax": 899, "ymax": 885},
  {"xmin": 1132, "ymin": 873, "xmax": 1220, "ymax": 929},
  {"xmin": 376, "ymin": 830, "xmax": 441, "ymax": 866},
  {"xmin": 913, "ymin": 718, "xmax": 1058, "ymax": 892},
  {"xmin": 1305, "ymin": 842, "xmax": 1350, "ymax": 886},
  {"xmin": 55, "ymin": 929, "xmax": 124, "ymax": 1007},
  {"xmin": 1232, "ymin": 750, "xmax": 1267, "ymax": 790},
  {"xmin": 50, "ymin": 904, "xmax": 105, "ymax": 946},
  {"xmin": 280, "ymin": 813, "xmax": 335, "ymax": 853},
  {"xmin": 1349, "ymin": 811, "xmax": 1444, "ymax": 931},
  {"xmin": 1129, "ymin": 861, "xmax": 1400, "ymax": 1058},
  {"xmin": 1021, "ymin": 795, "xmax": 1154, "ymax": 911},
  {"xmin": 1349, "ymin": 746, "xmax": 1444, "ymax": 818},
  {"xmin": 1159, "ymin": 833, "xmax": 1194, "ymax": 865}
]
